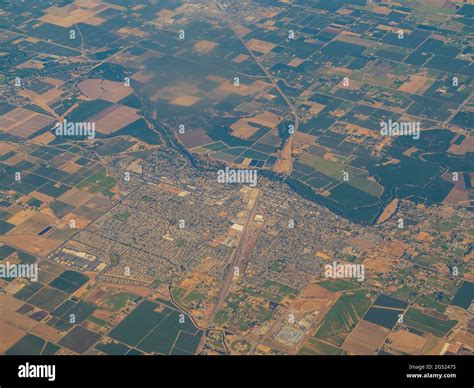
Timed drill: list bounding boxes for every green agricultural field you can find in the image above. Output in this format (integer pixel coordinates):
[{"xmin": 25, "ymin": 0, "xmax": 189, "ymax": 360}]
[
  {"xmin": 6, "ymin": 334, "xmax": 59, "ymax": 355},
  {"xmin": 298, "ymin": 346, "xmax": 319, "ymax": 355},
  {"xmin": 269, "ymin": 259, "xmax": 286, "ymax": 272},
  {"xmin": 405, "ymin": 308, "xmax": 457, "ymax": 337},
  {"xmin": 14, "ymin": 282, "xmax": 44, "ymax": 301},
  {"xmin": 317, "ymin": 279, "xmax": 361, "ymax": 292},
  {"xmin": 214, "ymin": 309, "xmax": 230, "ymax": 326},
  {"xmin": 109, "ymin": 300, "xmax": 203, "ymax": 354},
  {"xmin": 28, "ymin": 286, "xmax": 69, "ymax": 311},
  {"xmin": 77, "ymin": 167, "xmax": 116, "ymax": 195},
  {"xmin": 299, "ymin": 338, "xmax": 344, "ymax": 355},
  {"xmin": 50, "ymin": 270, "xmax": 89, "ymax": 294},
  {"xmin": 171, "ymin": 287, "xmax": 187, "ymax": 303},
  {"xmin": 261, "ymin": 280, "xmax": 298, "ymax": 301},
  {"xmin": 299, "ymin": 154, "xmax": 383, "ymax": 197},
  {"xmin": 415, "ymin": 295, "xmax": 448, "ymax": 314},
  {"xmin": 114, "ymin": 211, "xmax": 131, "ymax": 222},
  {"xmin": 184, "ymin": 290, "xmax": 206, "ymax": 303},
  {"xmin": 87, "ymin": 316, "xmax": 110, "ymax": 328},
  {"xmin": 105, "ymin": 292, "xmax": 139, "ymax": 311},
  {"xmin": 96, "ymin": 341, "xmax": 130, "ymax": 355},
  {"xmin": 314, "ymin": 290, "xmax": 372, "ymax": 346}
]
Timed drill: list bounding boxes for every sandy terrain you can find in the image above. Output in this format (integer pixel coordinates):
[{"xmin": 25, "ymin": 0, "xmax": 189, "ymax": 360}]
[
  {"xmin": 0, "ymin": 107, "xmax": 55, "ymax": 138},
  {"xmin": 39, "ymin": 0, "xmax": 106, "ymax": 27},
  {"xmin": 232, "ymin": 54, "xmax": 249, "ymax": 63},
  {"xmin": 194, "ymin": 40, "xmax": 218, "ymax": 53},
  {"xmin": 0, "ymin": 234, "xmax": 64, "ymax": 256},
  {"xmin": 273, "ymin": 138, "xmax": 293, "ymax": 174},
  {"xmin": 231, "ymin": 112, "xmax": 281, "ymax": 139},
  {"xmin": 170, "ymin": 95, "xmax": 201, "ymax": 106},
  {"xmin": 377, "ymin": 199, "xmax": 399, "ymax": 224},
  {"xmin": 343, "ymin": 320, "xmax": 388, "ymax": 355},
  {"xmin": 448, "ymin": 135, "xmax": 474, "ymax": 155},
  {"xmin": 288, "ymin": 58, "xmax": 304, "ymax": 67},
  {"xmin": 78, "ymin": 79, "xmax": 133, "ymax": 103},
  {"xmin": 58, "ymin": 188, "xmax": 95, "ymax": 207},
  {"xmin": 92, "ymin": 104, "xmax": 141, "ymax": 135},
  {"xmin": 388, "ymin": 329, "xmax": 427, "ymax": 354},
  {"xmin": 399, "ymin": 74, "xmax": 432, "ymax": 94}
]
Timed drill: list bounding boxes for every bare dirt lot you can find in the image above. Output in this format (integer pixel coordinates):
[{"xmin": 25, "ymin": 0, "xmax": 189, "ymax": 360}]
[
  {"xmin": 343, "ymin": 320, "xmax": 388, "ymax": 355},
  {"xmin": 92, "ymin": 104, "xmax": 141, "ymax": 135},
  {"xmin": 388, "ymin": 329, "xmax": 427, "ymax": 354},
  {"xmin": 78, "ymin": 79, "xmax": 133, "ymax": 103},
  {"xmin": 0, "ymin": 107, "xmax": 55, "ymax": 138},
  {"xmin": 247, "ymin": 39, "xmax": 277, "ymax": 53}
]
